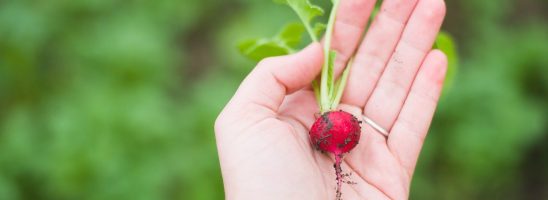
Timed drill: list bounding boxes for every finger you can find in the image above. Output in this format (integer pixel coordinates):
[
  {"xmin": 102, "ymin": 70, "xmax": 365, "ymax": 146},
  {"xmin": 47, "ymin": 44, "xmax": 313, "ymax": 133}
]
[
  {"xmin": 362, "ymin": 0, "xmax": 446, "ymax": 131},
  {"xmin": 330, "ymin": 0, "xmax": 376, "ymax": 74},
  {"xmin": 388, "ymin": 50, "xmax": 447, "ymax": 175},
  {"xmin": 226, "ymin": 43, "xmax": 323, "ymax": 115},
  {"xmin": 342, "ymin": 0, "xmax": 419, "ymax": 107}
]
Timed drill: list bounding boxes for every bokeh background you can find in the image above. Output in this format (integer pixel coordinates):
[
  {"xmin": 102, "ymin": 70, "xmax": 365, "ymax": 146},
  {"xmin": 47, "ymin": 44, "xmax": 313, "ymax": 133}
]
[{"xmin": 0, "ymin": 0, "xmax": 547, "ymax": 199}]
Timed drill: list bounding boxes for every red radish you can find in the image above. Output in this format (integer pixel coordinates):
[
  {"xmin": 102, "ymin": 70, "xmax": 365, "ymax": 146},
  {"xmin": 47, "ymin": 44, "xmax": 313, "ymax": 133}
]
[
  {"xmin": 310, "ymin": 111, "xmax": 361, "ymax": 154},
  {"xmin": 310, "ymin": 110, "xmax": 361, "ymax": 199}
]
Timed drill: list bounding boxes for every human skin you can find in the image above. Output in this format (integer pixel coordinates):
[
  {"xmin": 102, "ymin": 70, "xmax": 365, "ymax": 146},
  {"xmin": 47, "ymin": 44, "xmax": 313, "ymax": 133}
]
[{"xmin": 215, "ymin": 0, "xmax": 447, "ymax": 199}]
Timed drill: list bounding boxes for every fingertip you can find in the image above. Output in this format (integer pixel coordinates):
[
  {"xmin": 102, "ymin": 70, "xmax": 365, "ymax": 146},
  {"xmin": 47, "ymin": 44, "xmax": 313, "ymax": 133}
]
[
  {"xmin": 420, "ymin": 0, "xmax": 447, "ymax": 22},
  {"xmin": 269, "ymin": 42, "xmax": 323, "ymax": 70},
  {"xmin": 252, "ymin": 42, "xmax": 326, "ymax": 95},
  {"xmin": 300, "ymin": 42, "xmax": 324, "ymax": 65},
  {"xmin": 425, "ymin": 49, "xmax": 448, "ymax": 86},
  {"xmin": 430, "ymin": 49, "xmax": 447, "ymax": 65},
  {"xmin": 288, "ymin": 42, "xmax": 324, "ymax": 79}
]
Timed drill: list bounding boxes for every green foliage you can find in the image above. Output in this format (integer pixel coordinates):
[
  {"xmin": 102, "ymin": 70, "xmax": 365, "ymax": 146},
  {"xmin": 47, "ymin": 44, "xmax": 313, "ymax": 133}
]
[
  {"xmin": 313, "ymin": 23, "xmax": 327, "ymax": 40},
  {"xmin": 239, "ymin": 0, "xmax": 345, "ymax": 112},
  {"xmin": 238, "ymin": 0, "xmax": 327, "ymax": 62},
  {"xmin": 0, "ymin": 0, "xmax": 224, "ymax": 199},
  {"xmin": 278, "ymin": 23, "xmax": 307, "ymax": 47},
  {"xmin": 238, "ymin": 22, "xmax": 304, "ymax": 61},
  {"xmin": 410, "ymin": 17, "xmax": 548, "ymax": 200},
  {"xmin": 434, "ymin": 31, "xmax": 458, "ymax": 91},
  {"xmin": 274, "ymin": 0, "xmax": 325, "ymax": 41}
]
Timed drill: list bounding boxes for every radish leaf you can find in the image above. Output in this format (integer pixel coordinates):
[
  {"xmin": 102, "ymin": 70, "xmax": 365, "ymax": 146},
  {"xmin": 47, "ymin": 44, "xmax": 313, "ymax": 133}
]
[
  {"xmin": 313, "ymin": 23, "xmax": 326, "ymax": 40},
  {"xmin": 274, "ymin": 0, "xmax": 324, "ymax": 42},
  {"xmin": 434, "ymin": 31, "xmax": 458, "ymax": 92},
  {"xmin": 238, "ymin": 22, "xmax": 305, "ymax": 61},
  {"xmin": 238, "ymin": 39, "xmax": 292, "ymax": 61},
  {"xmin": 277, "ymin": 22, "xmax": 306, "ymax": 47}
]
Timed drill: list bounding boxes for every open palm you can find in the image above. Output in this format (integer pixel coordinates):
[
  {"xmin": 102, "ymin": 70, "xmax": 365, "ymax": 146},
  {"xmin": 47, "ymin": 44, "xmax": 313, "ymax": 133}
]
[{"xmin": 215, "ymin": 0, "xmax": 447, "ymax": 199}]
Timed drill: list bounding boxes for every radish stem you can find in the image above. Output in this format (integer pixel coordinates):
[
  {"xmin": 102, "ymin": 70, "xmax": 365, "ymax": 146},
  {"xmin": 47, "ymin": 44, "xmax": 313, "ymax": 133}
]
[
  {"xmin": 320, "ymin": 0, "xmax": 340, "ymax": 113},
  {"xmin": 303, "ymin": 19, "xmax": 319, "ymax": 42}
]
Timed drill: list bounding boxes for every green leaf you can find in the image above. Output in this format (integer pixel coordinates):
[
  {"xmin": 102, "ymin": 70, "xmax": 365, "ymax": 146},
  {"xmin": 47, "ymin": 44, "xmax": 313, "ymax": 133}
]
[
  {"xmin": 238, "ymin": 39, "xmax": 292, "ymax": 61},
  {"xmin": 276, "ymin": 22, "xmax": 305, "ymax": 48},
  {"xmin": 434, "ymin": 31, "xmax": 458, "ymax": 92},
  {"xmin": 238, "ymin": 23, "xmax": 305, "ymax": 61},
  {"xmin": 274, "ymin": 0, "xmax": 324, "ymax": 22},
  {"xmin": 274, "ymin": 0, "xmax": 324, "ymax": 42},
  {"xmin": 313, "ymin": 23, "xmax": 326, "ymax": 40}
]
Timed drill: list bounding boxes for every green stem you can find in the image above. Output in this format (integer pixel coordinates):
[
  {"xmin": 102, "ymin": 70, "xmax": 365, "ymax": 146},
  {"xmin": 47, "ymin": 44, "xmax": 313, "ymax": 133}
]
[
  {"xmin": 303, "ymin": 20, "xmax": 318, "ymax": 42},
  {"xmin": 290, "ymin": 3, "xmax": 318, "ymax": 43},
  {"xmin": 312, "ymin": 79, "xmax": 321, "ymax": 106},
  {"xmin": 320, "ymin": 0, "xmax": 340, "ymax": 113}
]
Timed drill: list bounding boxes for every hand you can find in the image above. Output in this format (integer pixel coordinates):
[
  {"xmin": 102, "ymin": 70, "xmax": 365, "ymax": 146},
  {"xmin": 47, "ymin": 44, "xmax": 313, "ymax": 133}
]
[{"xmin": 215, "ymin": 0, "xmax": 447, "ymax": 199}]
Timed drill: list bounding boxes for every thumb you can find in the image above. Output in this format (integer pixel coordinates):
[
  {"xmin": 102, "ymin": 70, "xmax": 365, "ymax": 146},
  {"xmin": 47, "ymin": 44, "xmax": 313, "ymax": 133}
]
[{"xmin": 227, "ymin": 42, "xmax": 323, "ymax": 113}]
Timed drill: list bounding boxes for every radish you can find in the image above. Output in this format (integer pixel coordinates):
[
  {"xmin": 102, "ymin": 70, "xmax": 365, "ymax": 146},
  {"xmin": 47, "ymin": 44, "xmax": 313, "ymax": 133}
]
[
  {"xmin": 310, "ymin": 111, "xmax": 361, "ymax": 155},
  {"xmin": 310, "ymin": 110, "xmax": 361, "ymax": 199},
  {"xmin": 240, "ymin": 0, "xmax": 362, "ymax": 199}
]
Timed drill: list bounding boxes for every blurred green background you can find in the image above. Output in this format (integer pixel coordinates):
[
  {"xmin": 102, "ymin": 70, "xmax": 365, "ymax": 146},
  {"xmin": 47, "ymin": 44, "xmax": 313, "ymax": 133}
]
[{"xmin": 0, "ymin": 0, "xmax": 546, "ymax": 199}]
